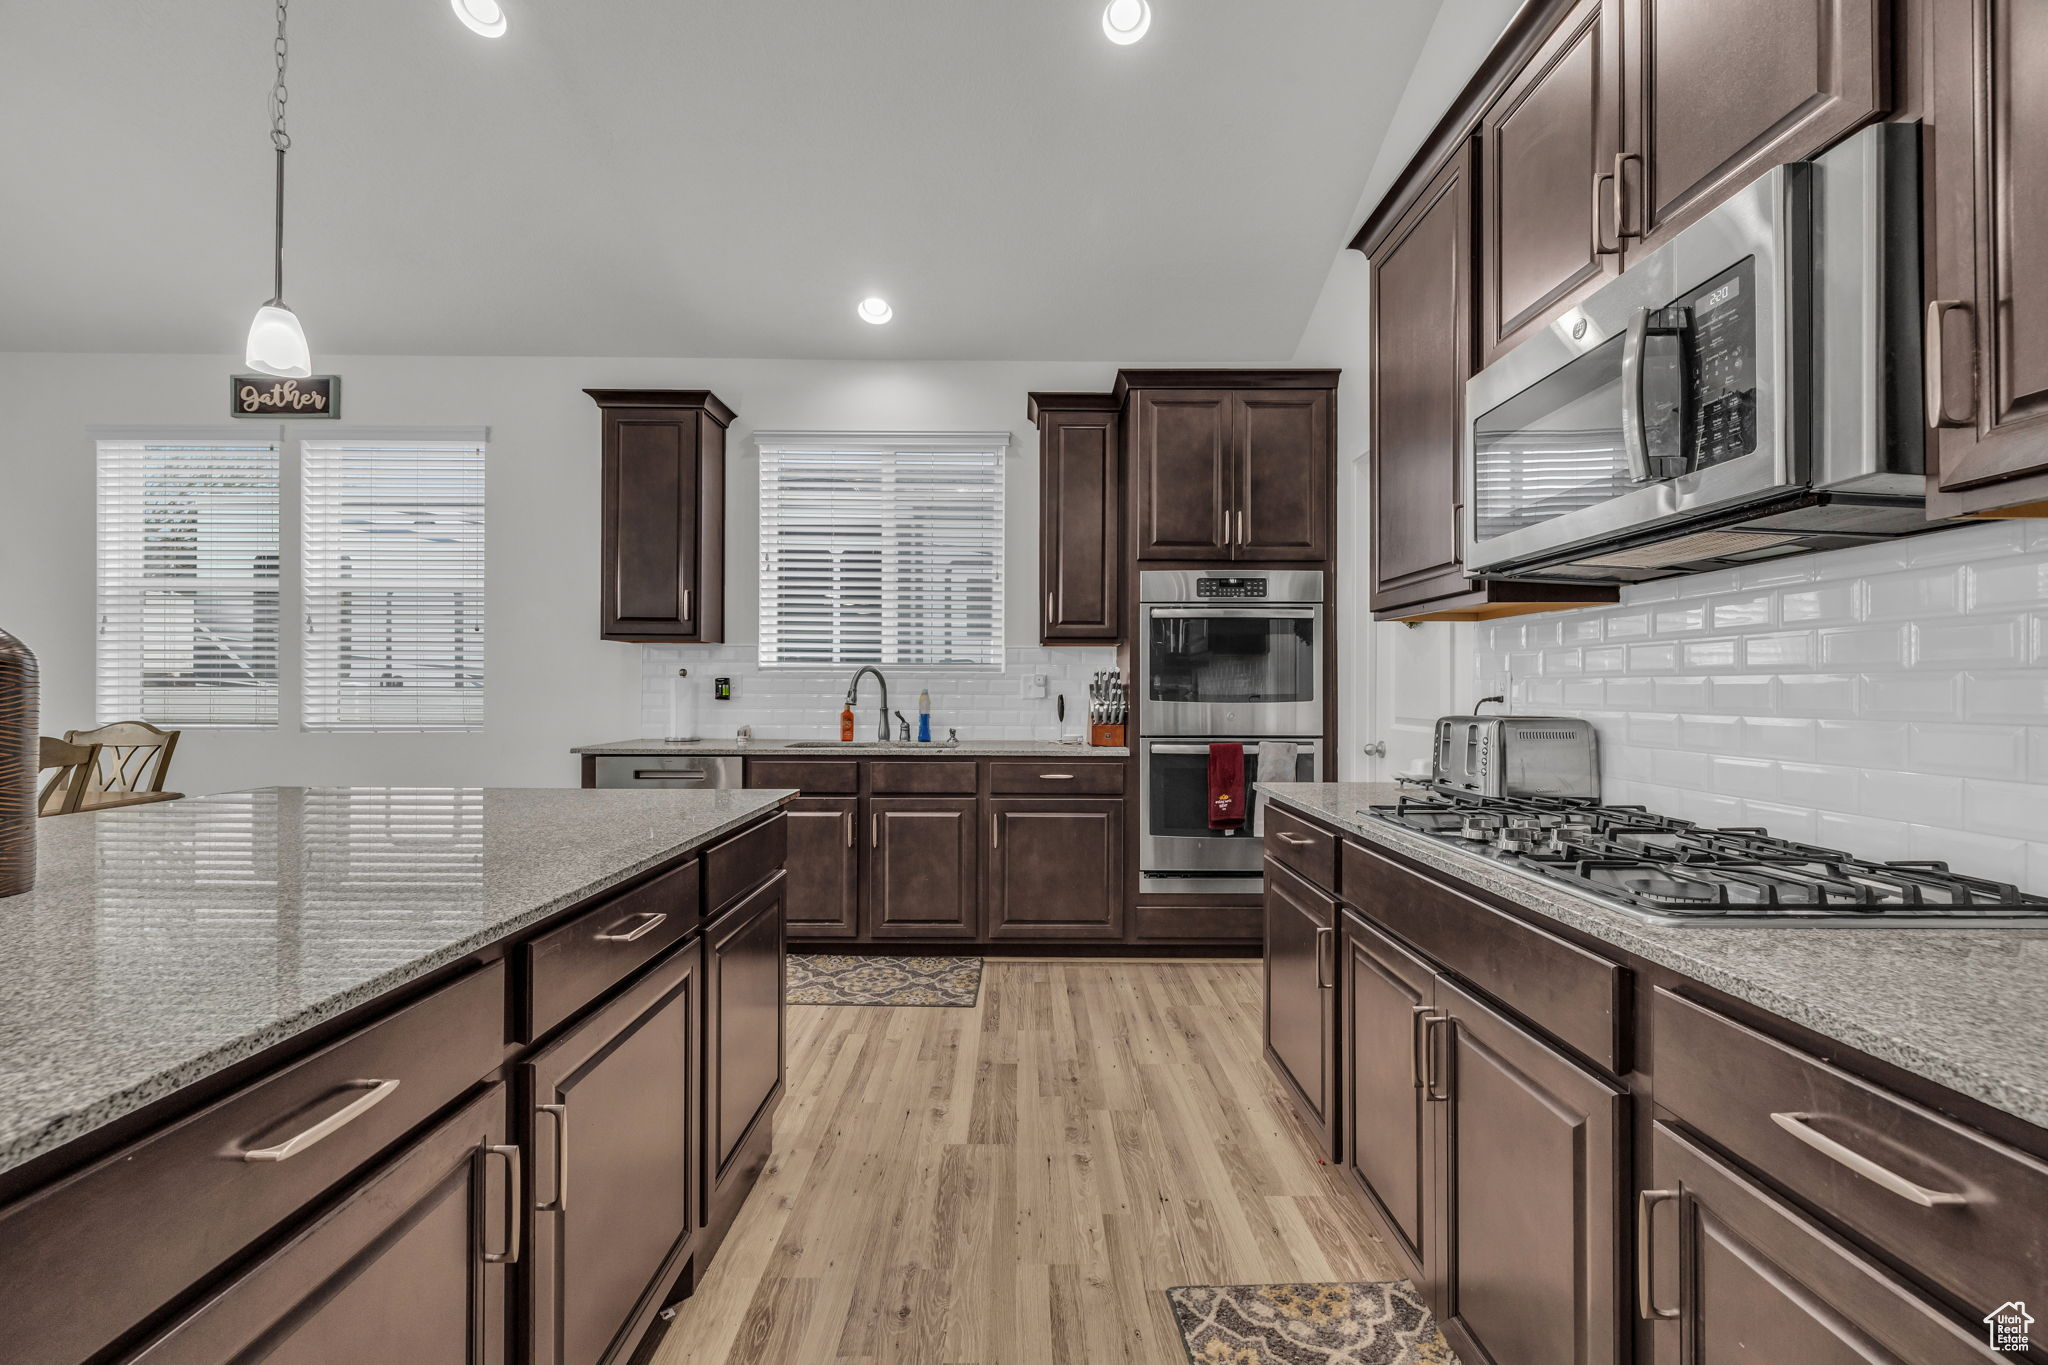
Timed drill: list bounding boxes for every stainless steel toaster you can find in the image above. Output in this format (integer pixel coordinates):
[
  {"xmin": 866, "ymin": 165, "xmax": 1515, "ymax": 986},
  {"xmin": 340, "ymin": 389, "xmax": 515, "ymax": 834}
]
[{"xmin": 1432, "ymin": 715, "xmax": 1600, "ymax": 799}]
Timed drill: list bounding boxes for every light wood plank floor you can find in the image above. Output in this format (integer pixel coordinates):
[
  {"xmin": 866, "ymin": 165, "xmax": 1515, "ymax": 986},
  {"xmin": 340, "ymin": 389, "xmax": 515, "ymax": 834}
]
[{"xmin": 652, "ymin": 958, "xmax": 1399, "ymax": 1365}]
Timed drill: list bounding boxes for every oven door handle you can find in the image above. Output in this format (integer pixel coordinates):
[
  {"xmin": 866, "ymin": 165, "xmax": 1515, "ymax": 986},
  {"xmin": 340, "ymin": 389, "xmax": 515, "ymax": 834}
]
[
  {"xmin": 1147, "ymin": 743, "xmax": 1315, "ymax": 758},
  {"xmin": 1145, "ymin": 607, "xmax": 1319, "ymax": 620}
]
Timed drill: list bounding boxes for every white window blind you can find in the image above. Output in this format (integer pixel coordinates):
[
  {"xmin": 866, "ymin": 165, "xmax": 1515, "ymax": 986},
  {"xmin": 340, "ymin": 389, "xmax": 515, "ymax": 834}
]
[
  {"xmin": 96, "ymin": 437, "xmax": 282, "ymax": 728},
  {"xmin": 757, "ymin": 433, "xmax": 1006, "ymax": 669},
  {"xmin": 301, "ymin": 437, "xmax": 485, "ymax": 732}
]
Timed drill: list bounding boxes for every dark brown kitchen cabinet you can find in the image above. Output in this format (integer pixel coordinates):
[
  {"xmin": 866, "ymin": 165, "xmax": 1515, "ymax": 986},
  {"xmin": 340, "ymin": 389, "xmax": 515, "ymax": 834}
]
[
  {"xmin": 1430, "ymin": 974, "xmax": 1625, "ymax": 1365},
  {"xmin": 1478, "ymin": 0, "xmax": 1624, "ymax": 365},
  {"xmin": 1263, "ymin": 859, "xmax": 1339, "ymax": 1161},
  {"xmin": 1925, "ymin": 0, "xmax": 2048, "ymax": 517},
  {"xmin": 701, "ymin": 872, "xmax": 787, "ymax": 1258},
  {"xmin": 986, "ymin": 798, "xmax": 1125, "ymax": 940},
  {"xmin": 1339, "ymin": 911, "xmax": 1435, "ymax": 1292},
  {"xmin": 1236, "ymin": 389, "xmax": 1332, "ymax": 560},
  {"xmin": 781, "ymin": 796, "xmax": 860, "ymax": 938},
  {"xmin": 1130, "ymin": 387, "xmax": 1235, "ymax": 561},
  {"xmin": 1618, "ymin": 0, "xmax": 1885, "ymax": 256},
  {"xmin": 526, "ymin": 942, "xmax": 701, "ymax": 1365},
  {"xmin": 588, "ymin": 389, "xmax": 733, "ymax": 643},
  {"xmin": 1030, "ymin": 393, "xmax": 1123, "ymax": 640},
  {"xmin": 128, "ymin": 1085, "xmax": 514, "ymax": 1365},
  {"xmin": 868, "ymin": 797, "xmax": 979, "ymax": 939},
  {"xmin": 1642, "ymin": 1123, "xmax": 2005, "ymax": 1364}
]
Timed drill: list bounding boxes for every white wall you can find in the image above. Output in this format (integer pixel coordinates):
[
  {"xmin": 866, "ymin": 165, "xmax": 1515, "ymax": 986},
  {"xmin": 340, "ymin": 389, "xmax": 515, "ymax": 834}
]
[{"xmin": 0, "ymin": 351, "xmax": 1254, "ymax": 796}]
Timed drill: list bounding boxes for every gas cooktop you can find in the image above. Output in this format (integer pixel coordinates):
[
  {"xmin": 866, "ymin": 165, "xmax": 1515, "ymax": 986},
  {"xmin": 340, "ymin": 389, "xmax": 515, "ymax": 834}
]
[{"xmin": 1368, "ymin": 786, "xmax": 2048, "ymax": 927}]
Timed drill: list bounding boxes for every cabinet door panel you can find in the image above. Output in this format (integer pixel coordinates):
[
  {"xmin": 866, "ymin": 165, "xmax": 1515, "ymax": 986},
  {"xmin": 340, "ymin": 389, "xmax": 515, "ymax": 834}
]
[
  {"xmin": 1133, "ymin": 390, "xmax": 1233, "ymax": 560},
  {"xmin": 1435, "ymin": 976, "xmax": 1624, "ymax": 1365},
  {"xmin": 1625, "ymin": 0, "xmax": 1884, "ymax": 252},
  {"xmin": 1040, "ymin": 408, "xmax": 1122, "ymax": 638},
  {"xmin": 1370, "ymin": 146, "xmax": 1475, "ymax": 612},
  {"xmin": 1235, "ymin": 391, "xmax": 1331, "ymax": 561},
  {"xmin": 1263, "ymin": 859, "xmax": 1337, "ymax": 1159},
  {"xmin": 783, "ymin": 797, "xmax": 859, "ymax": 938},
  {"xmin": 1481, "ymin": 0, "xmax": 1623, "ymax": 363},
  {"xmin": 606, "ymin": 414, "xmax": 699, "ymax": 637},
  {"xmin": 987, "ymin": 798, "xmax": 1124, "ymax": 940},
  {"xmin": 706, "ymin": 874, "xmax": 787, "ymax": 1179},
  {"xmin": 1339, "ymin": 912, "xmax": 1434, "ymax": 1289},
  {"xmin": 869, "ymin": 798, "xmax": 979, "ymax": 939},
  {"xmin": 1647, "ymin": 1123, "xmax": 2004, "ymax": 1364}
]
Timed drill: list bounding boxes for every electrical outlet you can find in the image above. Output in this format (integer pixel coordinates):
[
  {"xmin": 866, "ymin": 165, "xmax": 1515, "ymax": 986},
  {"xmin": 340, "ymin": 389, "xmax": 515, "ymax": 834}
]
[{"xmin": 1021, "ymin": 672, "xmax": 1048, "ymax": 699}]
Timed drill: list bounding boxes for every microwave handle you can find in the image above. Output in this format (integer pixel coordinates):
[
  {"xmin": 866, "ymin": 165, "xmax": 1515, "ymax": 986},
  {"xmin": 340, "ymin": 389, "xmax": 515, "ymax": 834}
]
[
  {"xmin": 1620, "ymin": 307, "xmax": 1654, "ymax": 483},
  {"xmin": 1147, "ymin": 607, "xmax": 1318, "ymax": 620}
]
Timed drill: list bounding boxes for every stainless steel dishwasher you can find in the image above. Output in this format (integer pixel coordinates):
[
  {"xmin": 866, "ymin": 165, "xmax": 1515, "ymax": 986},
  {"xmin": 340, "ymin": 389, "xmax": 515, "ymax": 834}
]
[{"xmin": 591, "ymin": 754, "xmax": 745, "ymax": 789}]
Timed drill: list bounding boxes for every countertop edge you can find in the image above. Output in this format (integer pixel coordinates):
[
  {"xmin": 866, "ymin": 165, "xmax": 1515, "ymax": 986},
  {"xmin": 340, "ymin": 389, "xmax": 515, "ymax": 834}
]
[{"xmin": 572, "ymin": 740, "xmax": 1131, "ymax": 758}]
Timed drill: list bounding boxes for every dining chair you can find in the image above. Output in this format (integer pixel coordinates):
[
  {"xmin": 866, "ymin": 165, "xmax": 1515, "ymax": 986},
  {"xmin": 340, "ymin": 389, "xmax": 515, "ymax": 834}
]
[
  {"xmin": 38, "ymin": 737, "xmax": 102, "ymax": 816},
  {"xmin": 61, "ymin": 721, "xmax": 182, "ymax": 803}
]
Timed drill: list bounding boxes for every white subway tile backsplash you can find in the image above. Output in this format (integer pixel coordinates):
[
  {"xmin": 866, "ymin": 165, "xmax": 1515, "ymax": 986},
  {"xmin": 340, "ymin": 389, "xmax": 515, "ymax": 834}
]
[
  {"xmin": 1627, "ymin": 643, "xmax": 1679, "ymax": 672},
  {"xmin": 1654, "ymin": 676, "xmax": 1712, "ymax": 711},
  {"xmin": 1582, "ymin": 645, "xmax": 1627, "ymax": 674},
  {"xmin": 1859, "ymin": 769, "xmax": 1962, "ymax": 825},
  {"xmin": 1743, "ymin": 632, "xmax": 1815, "ymax": 670},
  {"xmin": 1905, "ymin": 723, "xmax": 2028, "ymax": 781},
  {"xmin": 1710, "ymin": 755, "xmax": 1779, "ymax": 798},
  {"xmin": 1816, "ymin": 811, "xmax": 1912, "ymax": 855},
  {"xmin": 1966, "ymin": 557, "xmax": 2048, "ymax": 611},
  {"xmin": 1742, "ymin": 801, "xmax": 1818, "ymax": 843},
  {"xmin": 1711, "ymin": 594, "xmax": 1776, "ymax": 630},
  {"xmin": 1906, "ymin": 825, "xmax": 2030, "ymax": 887},
  {"xmin": 1682, "ymin": 639, "xmax": 1740, "ymax": 670},
  {"xmin": 1777, "ymin": 762, "xmax": 1860, "ymax": 813},
  {"xmin": 1654, "ymin": 605, "xmax": 1708, "ymax": 635},
  {"xmin": 1779, "ymin": 583, "xmax": 1860, "ymax": 626},
  {"xmin": 1963, "ymin": 670, "xmax": 2048, "ymax": 724},
  {"xmin": 1741, "ymin": 717, "xmax": 1816, "ymax": 761},
  {"xmin": 1603, "ymin": 610, "xmax": 1653, "ymax": 640},
  {"xmin": 1709, "ymin": 674, "xmax": 1775, "ymax": 712},
  {"xmin": 2033, "ymin": 729, "xmax": 2048, "ymax": 782},
  {"xmin": 1963, "ymin": 778, "xmax": 2048, "ymax": 842},
  {"xmin": 1683, "ymin": 714, "xmax": 1743, "ymax": 753},
  {"xmin": 1909, "ymin": 616, "xmax": 2028, "ymax": 668},
  {"xmin": 1856, "ymin": 672, "xmax": 1960, "ymax": 720},
  {"xmin": 1818, "ymin": 626, "xmax": 1905, "ymax": 669},
  {"xmin": 1816, "ymin": 719, "xmax": 1906, "ymax": 770},
  {"xmin": 1776, "ymin": 674, "xmax": 1859, "ymax": 716},
  {"xmin": 1627, "ymin": 712, "xmax": 1683, "ymax": 747},
  {"xmin": 1863, "ymin": 568, "xmax": 1964, "ymax": 621}
]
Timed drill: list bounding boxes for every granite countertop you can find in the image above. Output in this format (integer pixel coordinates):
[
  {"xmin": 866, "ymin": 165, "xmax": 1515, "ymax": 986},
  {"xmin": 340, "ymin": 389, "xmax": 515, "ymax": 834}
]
[
  {"xmin": 1259, "ymin": 781, "xmax": 2048, "ymax": 1131},
  {"xmin": 0, "ymin": 785, "xmax": 793, "ymax": 1175},
  {"xmin": 573, "ymin": 738, "xmax": 1130, "ymax": 758}
]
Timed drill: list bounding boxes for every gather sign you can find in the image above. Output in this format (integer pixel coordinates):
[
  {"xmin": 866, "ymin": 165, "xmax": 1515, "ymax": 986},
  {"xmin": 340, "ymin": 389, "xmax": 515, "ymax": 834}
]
[{"xmin": 230, "ymin": 375, "xmax": 341, "ymax": 419}]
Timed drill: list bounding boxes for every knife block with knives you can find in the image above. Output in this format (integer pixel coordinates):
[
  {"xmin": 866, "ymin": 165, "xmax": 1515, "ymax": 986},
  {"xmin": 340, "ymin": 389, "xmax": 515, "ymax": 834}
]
[{"xmin": 1087, "ymin": 670, "xmax": 1126, "ymax": 748}]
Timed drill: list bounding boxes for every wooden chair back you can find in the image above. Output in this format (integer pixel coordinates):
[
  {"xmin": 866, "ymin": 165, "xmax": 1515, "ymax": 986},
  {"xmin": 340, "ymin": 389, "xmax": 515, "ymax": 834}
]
[
  {"xmin": 38, "ymin": 737, "xmax": 102, "ymax": 816},
  {"xmin": 61, "ymin": 721, "xmax": 182, "ymax": 800}
]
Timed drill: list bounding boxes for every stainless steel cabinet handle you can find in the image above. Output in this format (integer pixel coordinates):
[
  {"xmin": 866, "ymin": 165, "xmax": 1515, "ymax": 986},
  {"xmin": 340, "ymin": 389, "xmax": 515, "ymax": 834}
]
[
  {"xmin": 1314, "ymin": 926, "xmax": 1333, "ymax": 989},
  {"xmin": 1410, "ymin": 1005, "xmax": 1431, "ymax": 1088},
  {"xmin": 1925, "ymin": 300, "xmax": 1976, "ymax": 428},
  {"xmin": 1768, "ymin": 1112, "xmax": 1968, "ymax": 1207},
  {"xmin": 871, "ymin": 814, "xmax": 879, "ymax": 848},
  {"xmin": 1637, "ymin": 1189, "xmax": 1679, "ymax": 1320},
  {"xmin": 681, "ymin": 588, "xmax": 692, "ymax": 621},
  {"xmin": 1236, "ymin": 509, "xmax": 1246, "ymax": 546},
  {"xmin": 844, "ymin": 811, "xmax": 853, "ymax": 848},
  {"xmin": 242, "ymin": 1078, "xmax": 400, "ymax": 1162},
  {"xmin": 1422, "ymin": 1015, "xmax": 1451, "ymax": 1101},
  {"xmin": 481, "ymin": 1143, "xmax": 523, "ymax": 1265},
  {"xmin": 1593, "ymin": 169, "xmax": 1620, "ymax": 256},
  {"xmin": 596, "ymin": 910, "xmax": 667, "ymax": 943},
  {"xmin": 536, "ymin": 1103, "xmax": 569, "ymax": 1213},
  {"xmin": 992, "ymin": 816, "xmax": 1000, "ymax": 850},
  {"xmin": 1614, "ymin": 151, "xmax": 1642, "ymax": 239},
  {"xmin": 1039, "ymin": 773, "xmax": 1075, "ymax": 780},
  {"xmin": 1275, "ymin": 833, "xmax": 1313, "ymax": 847},
  {"xmin": 1047, "ymin": 590, "xmax": 1056, "ymax": 623}
]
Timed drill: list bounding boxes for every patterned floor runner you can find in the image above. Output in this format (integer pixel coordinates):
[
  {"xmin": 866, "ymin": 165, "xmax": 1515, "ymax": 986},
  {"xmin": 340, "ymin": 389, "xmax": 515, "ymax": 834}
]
[
  {"xmin": 785, "ymin": 953, "xmax": 983, "ymax": 1007},
  {"xmin": 1165, "ymin": 1281, "xmax": 1457, "ymax": 1364}
]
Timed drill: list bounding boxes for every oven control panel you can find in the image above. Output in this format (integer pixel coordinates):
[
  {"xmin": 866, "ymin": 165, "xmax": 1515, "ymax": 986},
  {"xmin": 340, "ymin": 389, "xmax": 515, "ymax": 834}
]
[{"xmin": 1195, "ymin": 577, "xmax": 1268, "ymax": 599}]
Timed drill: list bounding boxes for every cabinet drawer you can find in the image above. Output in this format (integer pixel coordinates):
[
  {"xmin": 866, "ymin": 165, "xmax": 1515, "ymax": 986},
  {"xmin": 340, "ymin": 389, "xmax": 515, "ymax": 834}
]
[
  {"xmin": 989, "ymin": 760, "xmax": 1124, "ymax": 795},
  {"xmin": 1343, "ymin": 838, "xmax": 1623, "ymax": 1073},
  {"xmin": 0, "ymin": 962, "xmax": 506, "ymax": 1365},
  {"xmin": 1264, "ymin": 805, "xmax": 1338, "ymax": 891},
  {"xmin": 524, "ymin": 859, "xmax": 699, "ymax": 1041},
  {"xmin": 746, "ymin": 759, "xmax": 858, "ymax": 794},
  {"xmin": 870, "ymin": 760, "xmax": 978, "ymax": 795},
  {"xmin": 1653, "ymin": 988, "xmax": 2048, "ymax": 1318},
  {"xmin": 705, "ymin": 813, "xmax": 787, "ymax": 914}
]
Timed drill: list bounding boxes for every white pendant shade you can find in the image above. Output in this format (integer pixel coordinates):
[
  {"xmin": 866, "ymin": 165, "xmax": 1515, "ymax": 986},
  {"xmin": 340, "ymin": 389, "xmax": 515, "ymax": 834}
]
[{"xmin": 245, "ymin": 304, "xmax": 311, "ymax": 378}]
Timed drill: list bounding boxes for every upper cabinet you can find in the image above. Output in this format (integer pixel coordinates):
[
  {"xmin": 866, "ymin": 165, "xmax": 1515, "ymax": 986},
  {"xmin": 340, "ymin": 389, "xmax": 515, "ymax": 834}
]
[
  {"xmin": 1619, "ymin": 0, "xmax": 1886, "ymax": 255},
  {"xmin": 1924, "ymin": 0, "xmax": 2048, "ymax": 517},
  {"xmin": 1120, "ymin": 371, "xmax": 1336, "ymax": 564},
  {"xmin": 587, "ymin": 389, "xmax": 734, "ymax": 643},
  {"xmin": 1029, "ymin": 393, "xmax": 1123, "ymax": 641}
]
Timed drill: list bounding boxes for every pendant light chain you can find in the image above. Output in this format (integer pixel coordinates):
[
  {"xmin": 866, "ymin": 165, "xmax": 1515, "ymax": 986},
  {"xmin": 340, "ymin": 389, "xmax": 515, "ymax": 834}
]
[{"xmin": 268, "ymin": 0, "xmax": 290, "ymax": 306}]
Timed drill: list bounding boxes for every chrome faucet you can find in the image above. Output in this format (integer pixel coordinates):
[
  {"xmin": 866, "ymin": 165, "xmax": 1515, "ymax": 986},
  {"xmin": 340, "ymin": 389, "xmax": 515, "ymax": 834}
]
[{"xmin": 845, "ymin": 666, "xmax": 890, "ymax": 741}]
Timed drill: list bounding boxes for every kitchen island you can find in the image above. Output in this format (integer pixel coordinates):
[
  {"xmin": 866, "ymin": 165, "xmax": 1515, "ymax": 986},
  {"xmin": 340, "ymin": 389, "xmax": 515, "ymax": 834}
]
[{"xmin": 0, "ymin": 784, "xmax": 793, "ymax": 1365}]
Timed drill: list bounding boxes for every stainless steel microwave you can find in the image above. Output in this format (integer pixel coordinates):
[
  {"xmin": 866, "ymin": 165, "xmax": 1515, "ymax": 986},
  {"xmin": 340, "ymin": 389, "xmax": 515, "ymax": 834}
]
[{"xmin": 1461, "ymin": 123, "xmax": 1934, "ymax": 584}]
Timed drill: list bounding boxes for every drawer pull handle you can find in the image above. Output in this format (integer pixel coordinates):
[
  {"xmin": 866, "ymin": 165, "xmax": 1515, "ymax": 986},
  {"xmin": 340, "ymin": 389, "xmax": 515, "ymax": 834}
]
[
  {"xmin": 1768, "ymin": 1112, "xmax": 1967, "ymax": 1208},
  {"xmin": 596, "ymin": 910, "xmax": 668, "ymax": 943},
  {"xmin": 242, "ymin": 1078, "xmax": 400, "ymax": 1162},
  {"xmin": 1039, "ymin": 773, "xmax": 1076, "ymax": 780},
  {"xmin": 1637, "ymin": 1189, "xmax": 1679, "ymax": 1320},
  {"xmin": 537, "ymin": 1103, "xmax": 570, "ymax": 1213},
  {"xmin": 633, "ymin": 770, "xmax": 707, "ymax": 782},
  {"xmin": 481, "ymin": 1143, "xmax": 523, "ymax": 1265},
  {"xmin": 1275, "ymin": 833, "xmax": 1314, "ymax": 847}
]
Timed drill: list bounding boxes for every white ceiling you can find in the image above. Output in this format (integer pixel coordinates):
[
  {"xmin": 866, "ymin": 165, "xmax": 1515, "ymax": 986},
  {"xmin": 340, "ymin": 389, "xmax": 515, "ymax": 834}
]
[{"xmin": 0, "ymin": 0, "xmax": 1443, "ymax": 361}]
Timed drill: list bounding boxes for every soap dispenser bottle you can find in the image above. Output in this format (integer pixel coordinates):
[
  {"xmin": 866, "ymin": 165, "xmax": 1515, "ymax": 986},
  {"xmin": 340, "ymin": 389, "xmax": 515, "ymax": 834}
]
[{"xmin": 917, "ymin": 688, "xmax": 932, "ymax": 742}]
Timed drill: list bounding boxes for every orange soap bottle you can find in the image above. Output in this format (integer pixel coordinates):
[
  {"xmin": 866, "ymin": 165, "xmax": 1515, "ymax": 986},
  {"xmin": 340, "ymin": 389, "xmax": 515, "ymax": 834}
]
[{"xmin": 840, "ymin": 704, "xmax": 855, "ymax": 742}]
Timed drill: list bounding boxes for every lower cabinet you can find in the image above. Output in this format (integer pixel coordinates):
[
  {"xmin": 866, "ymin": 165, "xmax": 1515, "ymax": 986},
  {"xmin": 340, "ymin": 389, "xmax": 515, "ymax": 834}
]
[
  {"xmin": 130, "ymin": 1084, "xmax": 515, "ymax": 1365},
  {"xmin": 1263, "ymin": 858, "xmax": 1339, "ymax": 1160},
  {"xmin": 782, "ymin": 796, "xmax": 860, "ymax": 938},
  {"xmin": 525, "ymin": 943, "xmax": 701, "ymax": 1365},
  {"xmin": 1643, "ymin": 1123, "xmax": 2003, "ymax": 1364},
  {"xmin": 987, "ymin": 797, "xmax": 1125, "ymax": 940},
  {"xmin": 868, "ymin": 797, "xmax": 980, "ymax": 939},
  {"xmin": 1431, "ymin": 975, "xmax": 1625, "ymax": 1365},
  {"xmin": 702, "ymin": 871, "xmax": 788, "ymax": 1257},
  {"xmin": 1339, "ymin": 912, "xmax": 1435, "ymax": 1291}
]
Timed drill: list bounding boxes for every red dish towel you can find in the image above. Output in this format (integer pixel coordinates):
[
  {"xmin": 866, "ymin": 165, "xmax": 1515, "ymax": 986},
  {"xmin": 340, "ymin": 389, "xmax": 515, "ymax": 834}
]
[{"xmin": 1208, "ymin": 742, "xmax": 1247, "ymax": 830}]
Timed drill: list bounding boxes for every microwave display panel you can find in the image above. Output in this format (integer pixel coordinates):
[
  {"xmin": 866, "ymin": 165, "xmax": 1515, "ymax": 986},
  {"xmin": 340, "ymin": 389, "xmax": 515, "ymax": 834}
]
[{"xmin": 1685, "ymin": 258, "xmax": 1759, "ymax": 469}]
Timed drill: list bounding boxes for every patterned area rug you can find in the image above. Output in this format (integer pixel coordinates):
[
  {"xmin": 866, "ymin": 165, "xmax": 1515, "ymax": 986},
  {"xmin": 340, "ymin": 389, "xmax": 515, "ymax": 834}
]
[
  {"xmin": 786, "ymin": 954, "xmax": 983, "ymax": 1007},
  {"xmin": 1166, "ymin": 1282, "xmax": 1457, "ymax": 1364}
]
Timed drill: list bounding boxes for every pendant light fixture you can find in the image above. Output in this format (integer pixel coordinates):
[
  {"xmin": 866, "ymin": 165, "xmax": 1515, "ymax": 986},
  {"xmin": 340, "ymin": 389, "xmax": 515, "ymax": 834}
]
[{"xmin": 245, "ymin": 0, "xmax": 311, "ymax": 378}]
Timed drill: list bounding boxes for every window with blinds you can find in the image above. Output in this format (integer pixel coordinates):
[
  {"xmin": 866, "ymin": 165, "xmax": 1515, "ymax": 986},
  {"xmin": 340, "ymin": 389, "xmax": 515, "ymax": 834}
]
[
  {"xmin": 757, "ymin": 433, "xmax": 1006, "ymax": 669},
  {"xmin": 96, "ymin": 437, "xmax": 282, "ymax": 728},
  {"xmin": 301, "ymin": 438, "xmax": 486, "ymax": 732}
]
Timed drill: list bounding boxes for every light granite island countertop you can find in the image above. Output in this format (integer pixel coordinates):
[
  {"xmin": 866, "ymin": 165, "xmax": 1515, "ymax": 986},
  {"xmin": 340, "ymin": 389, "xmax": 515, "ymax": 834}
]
[
  {"xmin": 0, "ymin": 785, "xmax": 793, "ymax": 1175},
  {"xmin": 573, "ymin": 738, "xmax": 1130, "ymax": 758},
  {"xmin": 1259, "ymin": 780, "xmax": 2048, "ymax": 1133}
]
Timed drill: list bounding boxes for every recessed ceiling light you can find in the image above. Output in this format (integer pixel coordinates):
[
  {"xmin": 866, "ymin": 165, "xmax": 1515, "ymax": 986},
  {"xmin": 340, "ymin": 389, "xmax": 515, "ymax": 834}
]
[
  {"xmin": 1102, "ymin": 0, "xmax": 1151, "ymax": 45},
  {"xmin": 857, "ymin": 297, "xmax": 894, "ymax": 325},
  {"xmin": 451, "ymin": 0, "xmax": 508, "ymax": 38}
]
